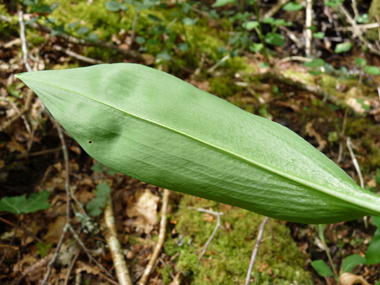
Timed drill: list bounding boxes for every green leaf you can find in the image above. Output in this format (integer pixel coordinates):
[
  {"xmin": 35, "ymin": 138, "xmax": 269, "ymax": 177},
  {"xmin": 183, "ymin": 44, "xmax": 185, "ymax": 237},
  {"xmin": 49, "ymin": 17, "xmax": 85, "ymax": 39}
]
[
  {"xmin": 182, "ymin": 17, "xmax": 197, "ymax": 26},
  {"xmin": 212, "ymin": 0, "xmax": 236, "ymax": 7},
  {"xmin": 262, "ymin": 17, "xmax": 275, "ymax": 25},
  {"xmin": 308, "ymin": 70, "xmax": 322, "ymax": 76},
  {"xmin": 342, "ymin": 254, "xmax": 366, "ymax": 272},
  {"xmin": 91, "ymin": 162, "xmax": 105, "ymax": 172},
  {"xmin": 313, "ymin": 32, "xmax": 324, "ymax": 39},
  {"xmin": 85, "ymin": 33, "xmax": 98, "ymax": 42},
  {"xmin": 105, "ymin": 1, "xmax": 122, "ymax": 11},
  {"xmin": 283, "ymin": 2, "xmax": 303, "ymax": 11},
  {"xmin": 372, "ymin": 216, "xmax": 380, "ymax": 228},
  {"xmin": 311, "ymin": 260, "xmax": 333, "ymax": 277},
  {"xmin": 334, "ymin": 42, "xmax": 352, "ymax": 53},
  {"xmin": 16, "ymin": 64, "xmax": 380, "ymax": 223},
  {"xmin": 303, "ymin": 58, "xmax": 325, "ymax": 68},
  {"xmin": 363, "ymin": 65, "xmax": 380, "ymax": 75},
  {"xmin": 242, "ymin": 21, "xmax": 259, "ymax": 30},
  {"xmin": 136, "ymin": 36, "xmax": 146, "ymax": 45},
  {"xmin": 86, "ymin": 183, "xmax": 111, "ymax": 216},
  {"xmin": 355, "ymin": 57, "xmax": 367, "ymax": 67},
  {"xmin": 365, "ymin": 228, "xmax": 380, "ymax": 265},
  {"xmin": 0, "ymin": 191, "xmax": 51, "ymax": 214},
  {"xmin": 265, "ymin": 32, "xmax": 285, "ymax": 46},
  {"xmin": 77, "ymin": 27, "xmax": 89, "ymax": 35}
]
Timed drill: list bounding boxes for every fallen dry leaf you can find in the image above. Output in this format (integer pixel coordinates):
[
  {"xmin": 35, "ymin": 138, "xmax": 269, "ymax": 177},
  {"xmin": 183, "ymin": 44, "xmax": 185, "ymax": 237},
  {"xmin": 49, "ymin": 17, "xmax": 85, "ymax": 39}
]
[
  {"xmin": 339, "ymin": 272, "xmax": 369, "ymax": 285},
  {"xmin": 44, "ymin": 216, "xmax": 66, "ymax": 244},
  {"xmin": 126, "ymin": 189, "xmax": 160, "ymax": 233}
]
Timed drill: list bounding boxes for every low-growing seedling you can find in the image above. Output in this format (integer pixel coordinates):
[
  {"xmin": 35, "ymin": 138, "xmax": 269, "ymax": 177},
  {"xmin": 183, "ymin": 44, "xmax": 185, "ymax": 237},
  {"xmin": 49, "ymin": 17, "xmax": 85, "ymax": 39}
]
[
  {"xmin": 312, "ymin": 217, "xmax": 380, "ymax": 284},
  {"xmin": 0, "ymin": 191, "xmax": 51, "ymax": 214}
]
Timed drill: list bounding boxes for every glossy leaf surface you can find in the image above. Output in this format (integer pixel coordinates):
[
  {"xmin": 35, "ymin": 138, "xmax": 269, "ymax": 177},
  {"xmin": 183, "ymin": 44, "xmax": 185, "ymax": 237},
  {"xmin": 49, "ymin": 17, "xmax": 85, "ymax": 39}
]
[{"xmin": 17, "ymin": 64, "xmax": 380, "ymax": 223}]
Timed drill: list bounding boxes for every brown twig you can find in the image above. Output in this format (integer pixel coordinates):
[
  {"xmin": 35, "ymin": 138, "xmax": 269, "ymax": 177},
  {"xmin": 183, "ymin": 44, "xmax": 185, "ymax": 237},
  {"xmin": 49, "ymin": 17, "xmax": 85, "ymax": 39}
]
[
  {"xmin": 338, "ymin": 5, "xmax": 380, "ymax": 56},
  {"xmin": 195, "ymin": 208, "xmax": 224, "ymax": 268},
  {"xmin": 1, "ymin": 89, "xmax": 33, "ymax": 131},
  {"xmin": 0, "ymin": 217, "xmax": 20, "ymax": 267},
  {"xmin": 346, "ymin": 137, "xmax": 364, "ymax": 188},
  {"xmin": 40, "ymin": 118, "xmax": 71, "ymax": 285},
  {"xmin": 0, "ymin": 14, "xmax": 144, "ymax": 62},
  {"xmin": 305, "ymin": 0, "xmax": 313, "ymax": 57},
  {"xmin": 0, "ymin": 216, "xmax": 42, "ymax": 243},
  {"xmin": 53, "ymin": 45, "xmax": 104, "ymax": 64},
  {"xmin": 102, "ymin": 195, "xmax": 133, "ymax": 285},
  {"xmin": 138, "ymin": 189, "xmax": 170, "ymax": 285},
  {"xmin": 68, "ymin": 224, "xmax": 114, "ymax": 279},
  {"xmin": 259, "ymin": 72, "xmax": 343, "ymax": 107},
  {"xmin": 64, "ymin": 248, "xmax": 81, "ymax": 285},
  {"xmin": 262, "ymin": 0, "xmax": 291, "ymax": 19},
  {"xmin": 16, "ymin": 146, "xmax": 63, "ymax": 159},
  {"xmin": 244, "ymin": 216, "xmax": 270, "ymax": 285}
]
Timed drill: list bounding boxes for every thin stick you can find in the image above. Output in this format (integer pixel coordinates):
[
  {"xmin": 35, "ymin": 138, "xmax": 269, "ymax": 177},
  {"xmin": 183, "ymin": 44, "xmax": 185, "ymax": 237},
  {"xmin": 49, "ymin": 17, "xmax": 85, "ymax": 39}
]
[
  {"xmin": 338, "ymin": 5, "xmax": 380, "ymax": 56},
  {"xmin": 346, "ymin": 137, "xmax": 364, "ymax": 188},
  {"xmin": 262, "ymin": 0, "xmax": 290, "ymax": 19},
  {"xmin": 64, "ymin": 248, "xmax": 81, "ymax": 285},
  {"xmin": 207, "ymin": 54, "xmax": 230, "ymax": 73},
  {"xmin": 305, "ymin": 0, "xmax": 313, "ymax": 57},
  {"xmin": 138, "ymin": 189, "xmax": 170, "ymax": 285},
  {"xmin": 130, "ymin": 10, "xmax": 139, "ymax": 47},
  {"xmin": 40, "ymin": 118, "xmax": 71, "ymax": 285},
  {"xmin": 18, "ymin": 11, "xmax": 32, "ymax": 72},
  {"xmin": 0, "ymin": 216, "xmax": 42, "ymax": 243},
  {"xmin": 196, "ymin": 208, "xmax": 224, "ymax": 268},
  {"xmin": 0, "ymin": 14, "xmax": 144, "ymax": 62},
  {"xmin": 0, "ymin": 218, "xmax": 20, "ymax": 267},
  {"xmin": 68, "ymin": 224, "xmax": 114, "ymax": 279},
  {"xmin": 103, "ymin": 196, "xmax": 133, "ymax": 285},
  {"xmin": 40, "ymin": 223, "xmax": 70, "ymax": 285},
  {"xmin": 16, "ymin": 146, "xmax": 62, "ymax": 159},
  {"xmin": 53, "ymin": 45, "xmax": 104, "ymax": 64},
  {"xmin": 244, "ymin": 217, "xmax": 270, "ymax": 285}
]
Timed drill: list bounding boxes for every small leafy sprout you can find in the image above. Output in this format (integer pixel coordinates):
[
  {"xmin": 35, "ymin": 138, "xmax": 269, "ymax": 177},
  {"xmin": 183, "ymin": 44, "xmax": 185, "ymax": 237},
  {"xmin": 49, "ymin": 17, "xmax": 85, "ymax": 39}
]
[
  {"xmin": 303, "ymin": 58, "xmax": 325, "ymax": 76},
  {"xmin": 0, "ymin": 191, "xmax": 51, "ymax": 214}
]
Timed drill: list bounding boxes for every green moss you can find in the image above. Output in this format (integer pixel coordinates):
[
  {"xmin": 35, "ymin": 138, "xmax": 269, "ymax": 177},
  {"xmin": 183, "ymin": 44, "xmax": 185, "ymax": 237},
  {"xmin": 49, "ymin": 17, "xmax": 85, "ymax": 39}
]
[
  {"xmin": 165, "ymin": 195, "xmax": 312, "ymax": 285},
  {"xmin": 209, "ymin": 76, "xmax": 238, "ymax": 98},
  {"xmin": 366, "ymin": 0, "xmax": 380, "ymax": 41},
  {"xmin": 26, "ymin": 34, "xmax": 47, "ymax": 45}
]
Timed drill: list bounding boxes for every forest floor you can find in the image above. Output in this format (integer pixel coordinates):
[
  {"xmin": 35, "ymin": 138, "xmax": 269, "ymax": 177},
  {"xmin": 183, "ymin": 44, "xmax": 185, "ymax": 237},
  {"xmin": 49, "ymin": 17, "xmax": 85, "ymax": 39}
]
[{"xmin": 1, "ymin": 0, "xmax": 380, "ymax": 284}]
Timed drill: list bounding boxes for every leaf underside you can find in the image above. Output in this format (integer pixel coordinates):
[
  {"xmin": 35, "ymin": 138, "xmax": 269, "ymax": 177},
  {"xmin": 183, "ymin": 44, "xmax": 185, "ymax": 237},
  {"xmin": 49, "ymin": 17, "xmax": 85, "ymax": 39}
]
[{"xmin": 16, "ymin": 64, "xmax": 380, "ymax": 223}]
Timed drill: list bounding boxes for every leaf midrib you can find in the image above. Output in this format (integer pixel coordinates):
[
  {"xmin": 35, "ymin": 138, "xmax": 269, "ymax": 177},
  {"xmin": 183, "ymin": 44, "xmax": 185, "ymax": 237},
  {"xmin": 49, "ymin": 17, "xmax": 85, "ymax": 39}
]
[{"xmin": 22, "ymin": 76, "xmax": 379, "ymax": 214}]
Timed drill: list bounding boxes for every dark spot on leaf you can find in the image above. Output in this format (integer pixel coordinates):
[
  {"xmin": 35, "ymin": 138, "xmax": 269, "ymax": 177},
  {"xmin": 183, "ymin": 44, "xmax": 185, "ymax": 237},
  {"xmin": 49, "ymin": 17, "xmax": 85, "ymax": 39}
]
[{"xmin": 88, "ymin": 140, "xmax": 93, "ymax": 144}]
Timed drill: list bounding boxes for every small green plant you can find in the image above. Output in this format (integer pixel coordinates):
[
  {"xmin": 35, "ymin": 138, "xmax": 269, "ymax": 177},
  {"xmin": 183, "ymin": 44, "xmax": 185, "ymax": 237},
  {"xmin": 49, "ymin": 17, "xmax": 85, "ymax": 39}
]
[
  {"xmin": 312, "ymin": 217, "xmax": 380, "ymax": 284},
  {"xmin": 86, "ymin": 183, "xmax": 111, "ymax": 216},
  {"xmin": 0, "ymin": 191, "xmax": 51, "ymax": 214}
]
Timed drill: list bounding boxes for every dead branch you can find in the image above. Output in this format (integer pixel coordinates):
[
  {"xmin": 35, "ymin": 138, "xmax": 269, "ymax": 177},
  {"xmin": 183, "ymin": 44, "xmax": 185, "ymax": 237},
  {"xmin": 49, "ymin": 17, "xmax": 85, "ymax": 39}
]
[
  {"xmin": 0, "ymin": 14, "xmax": 144, "ymax": 62},
  {"xmin": 138, "ymin": 189, "xmax": 170, "ymax": 285},
  {"xmin": 18, "ymin": 11, "xmax": 32, "ymax": 72},
  {"xmin": 103, "ymin": 196, "xmax": 133, "ymax": 285},
  {"xmin": 338, "ymin": 5, "xmax": 380, "ymax": 56},
  {"xmin": 53, "ymin": 45, "xmax": 104, "ymax": 64},
  {"xmin": 0, "ymin": 216, "xmax": 42, "ymax": 243},
  {"xmin": 263, "ymin": 0, "xmax": 291, "ymax": 19},
  {"xmin": 305, "ymin": 0, "xmax": 313, "ymax": 57},
  {"xmin": 64, "ymin": 248, "xmax": 81, "ymax": 285},
  {"xmin": 196, "ymin": 208, "xmax": 224, "ymax": 268},
  {"xmin": 259, "ymin": 72, "xmax": 343, "ymax": 107},
  {"xmin": 40, "ymin": 118, "xmax": 71, "ymax": 285},
  {"xmin": 346, "ymin": 137, "xmax": 364, "ymax": 188},
  {"xmin": 68, "ymin": 224, "xmax": 115, "ymax": 279},
  {"xmin": 1, "ymin": 89, "xmax": 33, "ymax": 131},
  {"xmin": 244, "ymin": 217, "xmax": 270, "ymax": 285}
]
